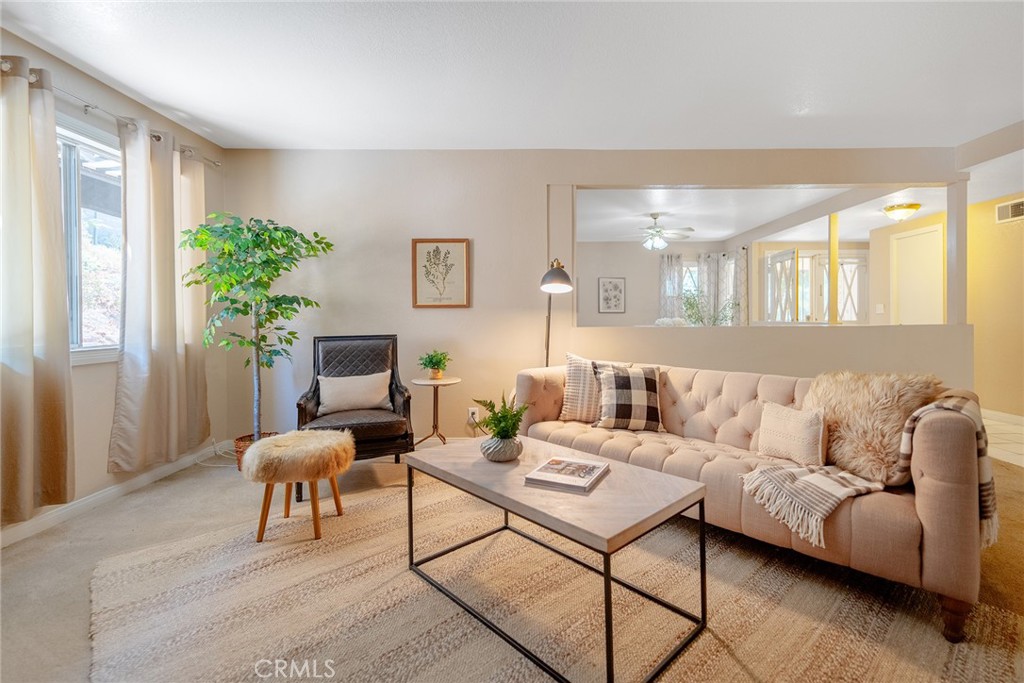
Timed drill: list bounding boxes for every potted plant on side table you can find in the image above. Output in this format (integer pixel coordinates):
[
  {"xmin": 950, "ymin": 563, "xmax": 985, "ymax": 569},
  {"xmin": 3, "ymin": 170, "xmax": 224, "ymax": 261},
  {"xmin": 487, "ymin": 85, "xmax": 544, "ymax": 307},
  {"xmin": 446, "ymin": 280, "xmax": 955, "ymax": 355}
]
[
  {"xmin": 180, "ymin": 212, "xmax": 334, "ymax": 467},
  {"xmin": 474, "ymin": 394, "xmax": 529, "ymax": 462},
  {"xmin": 418, "ymin": 349, "xmax": 451, "ymax": 380}
]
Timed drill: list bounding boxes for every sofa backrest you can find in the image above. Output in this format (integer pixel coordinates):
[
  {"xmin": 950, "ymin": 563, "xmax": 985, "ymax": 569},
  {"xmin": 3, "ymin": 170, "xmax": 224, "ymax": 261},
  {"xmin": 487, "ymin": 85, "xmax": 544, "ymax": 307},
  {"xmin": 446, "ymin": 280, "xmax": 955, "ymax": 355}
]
[{"xmin": 659, "ymin": 367, "xmax": 812, "ymax": 451}]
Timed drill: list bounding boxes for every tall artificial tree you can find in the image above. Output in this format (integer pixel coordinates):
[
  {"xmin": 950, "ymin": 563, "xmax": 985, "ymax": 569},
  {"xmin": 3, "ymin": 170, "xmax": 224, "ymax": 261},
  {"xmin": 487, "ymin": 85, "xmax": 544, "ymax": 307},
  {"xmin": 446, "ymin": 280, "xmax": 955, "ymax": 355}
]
[{"xmin": 181, "ymin": 212, "xmax": 334, "ymax": 440}]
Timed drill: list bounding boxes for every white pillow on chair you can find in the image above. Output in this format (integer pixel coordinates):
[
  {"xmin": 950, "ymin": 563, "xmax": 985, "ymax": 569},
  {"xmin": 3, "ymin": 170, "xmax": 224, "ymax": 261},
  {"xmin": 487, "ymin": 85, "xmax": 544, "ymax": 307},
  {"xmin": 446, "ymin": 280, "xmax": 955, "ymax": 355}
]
[{"xmin": 317, "ymin": 371, "xmax": 393, "ymax": 415}]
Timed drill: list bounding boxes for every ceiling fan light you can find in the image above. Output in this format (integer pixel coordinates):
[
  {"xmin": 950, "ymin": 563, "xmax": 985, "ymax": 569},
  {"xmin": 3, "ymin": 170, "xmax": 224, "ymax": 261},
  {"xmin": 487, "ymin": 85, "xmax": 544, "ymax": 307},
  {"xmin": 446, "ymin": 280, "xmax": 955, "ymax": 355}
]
[
  {"xmin": 882, "ymin": 203, "xmax": 922, "ymax": 221},
  {"xmin": 642, "ymin": 236, "xmax": 656, "ymax": 250},
  {"xmin": 652, "ymin": 235, "xmax": 668, "ymax": 250}
]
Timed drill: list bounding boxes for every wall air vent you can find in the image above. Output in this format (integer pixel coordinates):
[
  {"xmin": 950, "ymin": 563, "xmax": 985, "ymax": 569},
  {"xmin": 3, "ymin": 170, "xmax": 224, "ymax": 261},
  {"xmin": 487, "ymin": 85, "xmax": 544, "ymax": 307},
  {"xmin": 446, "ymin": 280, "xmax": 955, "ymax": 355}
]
[{"xmin": 995, "ymin": 199, "xmax": 1024, "ymax": 224}]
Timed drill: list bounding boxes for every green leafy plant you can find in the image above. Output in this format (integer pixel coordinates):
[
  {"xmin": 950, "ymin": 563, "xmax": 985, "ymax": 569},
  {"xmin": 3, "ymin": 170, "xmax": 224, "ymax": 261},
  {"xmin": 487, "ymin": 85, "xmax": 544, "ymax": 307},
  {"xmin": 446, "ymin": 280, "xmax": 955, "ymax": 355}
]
[
  {"xmin": 473, "ymin": 394, "xmax": 529, "ymax": 440},
  {"xmin": 180, "ymin": 212, "xmax": 334, "ymax": 440},
  {"xmin": 677, "ymin": 291, "xmax": 738, "ymax": 327},
  {"xmin": 417, "ymin": 349, "xmax": 451, "ymax": 371}
]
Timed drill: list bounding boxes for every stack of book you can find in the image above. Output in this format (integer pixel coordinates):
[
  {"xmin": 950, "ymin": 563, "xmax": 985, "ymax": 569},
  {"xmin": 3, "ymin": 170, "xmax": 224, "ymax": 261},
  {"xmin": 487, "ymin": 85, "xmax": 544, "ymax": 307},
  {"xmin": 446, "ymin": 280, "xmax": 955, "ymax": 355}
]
[{"xmin": 524, "ymin": 456, "xmax": 609, "ymax": 493}]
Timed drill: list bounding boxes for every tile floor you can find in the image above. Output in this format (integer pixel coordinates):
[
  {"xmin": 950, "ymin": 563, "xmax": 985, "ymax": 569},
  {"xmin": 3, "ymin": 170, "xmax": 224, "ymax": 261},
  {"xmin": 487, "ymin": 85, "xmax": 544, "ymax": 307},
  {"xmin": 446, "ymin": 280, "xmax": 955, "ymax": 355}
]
[{"xmin": 985, "ymin": 415, "xmax": 1024, "ymax": 468}]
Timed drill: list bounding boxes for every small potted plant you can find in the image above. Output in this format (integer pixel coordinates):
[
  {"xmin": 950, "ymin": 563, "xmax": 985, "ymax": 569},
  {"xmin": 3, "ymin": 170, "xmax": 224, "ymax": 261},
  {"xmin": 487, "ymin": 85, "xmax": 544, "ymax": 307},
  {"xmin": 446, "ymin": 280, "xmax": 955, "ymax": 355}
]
[
  {"xmin": 474, "ymin": 394, "xmax": 530, "ymax": 462},
  {"xmin": 418, "ymin": 349, "xmax": 451, "ymax": 380}
]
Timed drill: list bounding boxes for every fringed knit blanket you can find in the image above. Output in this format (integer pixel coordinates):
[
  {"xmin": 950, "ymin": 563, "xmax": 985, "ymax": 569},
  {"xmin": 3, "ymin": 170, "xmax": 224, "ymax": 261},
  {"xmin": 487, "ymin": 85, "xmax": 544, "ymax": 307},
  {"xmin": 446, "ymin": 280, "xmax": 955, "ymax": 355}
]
[{"xmin": 742, "ymin": 392, "xmax": 998, "ymax": 549}]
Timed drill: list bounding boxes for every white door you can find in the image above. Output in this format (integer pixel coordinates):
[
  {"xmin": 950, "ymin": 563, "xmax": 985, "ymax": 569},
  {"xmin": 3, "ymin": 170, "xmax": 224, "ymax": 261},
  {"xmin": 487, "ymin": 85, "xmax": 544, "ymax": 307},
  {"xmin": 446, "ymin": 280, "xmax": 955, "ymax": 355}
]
[{"xmin": 891, "ymin": 226, "xmax": 944, "ymax": 325}]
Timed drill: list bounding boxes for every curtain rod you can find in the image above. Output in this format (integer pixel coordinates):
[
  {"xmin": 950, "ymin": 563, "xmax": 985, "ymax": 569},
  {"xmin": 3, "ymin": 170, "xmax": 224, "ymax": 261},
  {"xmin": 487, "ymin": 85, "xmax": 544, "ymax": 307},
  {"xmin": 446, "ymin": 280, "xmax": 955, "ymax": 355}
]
[{"xmin": 52, "ymin": 83, "xmax": 222, "ymax": 168}]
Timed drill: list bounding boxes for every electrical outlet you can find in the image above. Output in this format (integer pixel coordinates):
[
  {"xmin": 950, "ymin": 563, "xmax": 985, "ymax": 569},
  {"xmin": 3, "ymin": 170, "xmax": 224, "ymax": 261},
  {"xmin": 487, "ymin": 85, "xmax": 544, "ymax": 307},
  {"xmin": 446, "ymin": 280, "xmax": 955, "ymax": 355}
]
[{"xmin": 467, "ymin": 407, "xmax": 481, "ymax": 424}]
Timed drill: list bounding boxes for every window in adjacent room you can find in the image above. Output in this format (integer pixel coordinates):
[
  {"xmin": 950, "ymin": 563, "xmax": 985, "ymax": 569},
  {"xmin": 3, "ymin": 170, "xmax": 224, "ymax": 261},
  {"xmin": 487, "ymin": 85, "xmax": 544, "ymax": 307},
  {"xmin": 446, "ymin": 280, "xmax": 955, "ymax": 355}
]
[{"xmin": 57, "ymin": 124, "xmax": 122, "ymax": 349}]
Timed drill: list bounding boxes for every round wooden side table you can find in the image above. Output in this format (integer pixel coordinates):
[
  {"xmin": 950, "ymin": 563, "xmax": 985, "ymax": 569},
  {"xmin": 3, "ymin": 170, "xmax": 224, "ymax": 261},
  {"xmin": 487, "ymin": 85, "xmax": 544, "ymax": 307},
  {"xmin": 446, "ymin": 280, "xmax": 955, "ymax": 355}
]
[{"xmin": 411, "ymin": 377, "xmax": 462, "ymax": 445}]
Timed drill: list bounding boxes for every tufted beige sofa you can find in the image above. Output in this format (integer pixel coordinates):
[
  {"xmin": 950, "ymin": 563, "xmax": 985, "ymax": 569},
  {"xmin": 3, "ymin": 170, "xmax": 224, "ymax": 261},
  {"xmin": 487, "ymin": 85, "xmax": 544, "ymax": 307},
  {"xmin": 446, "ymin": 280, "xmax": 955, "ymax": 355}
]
[{"xmin": 516, "ymin": 364, "xmax": 984, "ymax": 642}]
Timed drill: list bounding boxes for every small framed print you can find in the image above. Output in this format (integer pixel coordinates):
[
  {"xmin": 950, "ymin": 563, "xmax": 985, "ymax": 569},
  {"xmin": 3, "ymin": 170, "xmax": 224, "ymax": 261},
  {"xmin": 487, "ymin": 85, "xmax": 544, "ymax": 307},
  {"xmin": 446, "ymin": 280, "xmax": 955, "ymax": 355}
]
[
  {"xmin": 412, "ymin": 239, "xmax": 470, "ymax": 308},
  {"xmin": 598, "ymin": 277, "xmax": 625, "ymax": 313}
]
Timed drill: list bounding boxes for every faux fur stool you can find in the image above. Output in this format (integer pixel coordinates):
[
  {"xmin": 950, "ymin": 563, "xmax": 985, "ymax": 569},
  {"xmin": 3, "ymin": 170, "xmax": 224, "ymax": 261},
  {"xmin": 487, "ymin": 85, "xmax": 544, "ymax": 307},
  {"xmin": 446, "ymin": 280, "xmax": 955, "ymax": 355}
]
[{"xmin": 241, "ymin": 429, "xmax": 355, "ymax": 541}]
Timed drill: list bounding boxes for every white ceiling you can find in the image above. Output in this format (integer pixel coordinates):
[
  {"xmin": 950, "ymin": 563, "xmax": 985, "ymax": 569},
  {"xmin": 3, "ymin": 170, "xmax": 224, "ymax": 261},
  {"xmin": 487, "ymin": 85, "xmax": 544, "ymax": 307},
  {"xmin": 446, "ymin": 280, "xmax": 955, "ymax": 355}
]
[
  {"xmin": 576, "ymin": 150, "xmax": 1024, "ymax": 244},
  {"xmin": 3, "ymin": 1, "xmax": 1022, "ymax": 150}
]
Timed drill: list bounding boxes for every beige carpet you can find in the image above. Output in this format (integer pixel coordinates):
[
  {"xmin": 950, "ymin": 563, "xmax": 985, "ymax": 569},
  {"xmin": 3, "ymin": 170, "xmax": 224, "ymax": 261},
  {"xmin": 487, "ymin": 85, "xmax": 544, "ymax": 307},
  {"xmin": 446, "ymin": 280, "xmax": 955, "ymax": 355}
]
[{"xmin": 91, "ymin": 478, "xmax": 1023, "ymax": 683}]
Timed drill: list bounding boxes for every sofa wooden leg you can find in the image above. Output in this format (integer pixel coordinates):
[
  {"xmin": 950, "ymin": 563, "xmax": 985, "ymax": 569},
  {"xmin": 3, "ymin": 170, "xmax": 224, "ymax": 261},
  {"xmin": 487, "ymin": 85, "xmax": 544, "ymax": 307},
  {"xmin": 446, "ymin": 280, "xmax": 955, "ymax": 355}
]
[{"xmin": 940, "ymin": 596, "xmax": 971, "ymax": 643}]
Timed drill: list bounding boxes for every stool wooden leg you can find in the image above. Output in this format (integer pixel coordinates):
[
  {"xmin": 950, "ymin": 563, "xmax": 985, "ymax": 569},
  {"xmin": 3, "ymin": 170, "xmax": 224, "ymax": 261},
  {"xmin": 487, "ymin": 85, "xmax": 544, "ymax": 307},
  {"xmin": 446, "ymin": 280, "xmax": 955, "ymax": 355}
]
[
  {"xmin": 257, "ymin": 483, "xmax": 275, "ymax": 542},
  {"xmin": 309, "ymin": 480, "xmax": 322, "ymax": 540},
  {"xmin": 284, "ymin": 483, "xmax": 292, "ymax": 518},
  {"xmin": 329, "ymin": 476, "xmax": 343, "ymax": 516}
]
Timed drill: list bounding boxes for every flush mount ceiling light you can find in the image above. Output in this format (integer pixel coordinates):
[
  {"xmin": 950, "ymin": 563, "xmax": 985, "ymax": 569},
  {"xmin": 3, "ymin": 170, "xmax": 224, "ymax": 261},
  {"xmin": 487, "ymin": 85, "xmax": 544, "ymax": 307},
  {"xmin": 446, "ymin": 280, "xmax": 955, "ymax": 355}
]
[
  {"xmin": 640, "ymin": 213, "xmax": 693, "ymax": 250},
  {"xmin": 882, "ymin": 202, "xmax": 922, "ymax": 221}
]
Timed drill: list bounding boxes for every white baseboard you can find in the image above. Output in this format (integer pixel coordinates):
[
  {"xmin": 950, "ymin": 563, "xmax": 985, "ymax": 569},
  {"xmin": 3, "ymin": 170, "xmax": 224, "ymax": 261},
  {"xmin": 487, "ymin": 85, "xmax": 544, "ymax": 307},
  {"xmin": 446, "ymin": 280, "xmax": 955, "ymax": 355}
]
[
  {"xmin": 0, "ymin": 440, "xmax": 232, "ymax": 549},
  {"xmin": 982, "ymin": 409, "xmax": 1024, "ymax": 425}
]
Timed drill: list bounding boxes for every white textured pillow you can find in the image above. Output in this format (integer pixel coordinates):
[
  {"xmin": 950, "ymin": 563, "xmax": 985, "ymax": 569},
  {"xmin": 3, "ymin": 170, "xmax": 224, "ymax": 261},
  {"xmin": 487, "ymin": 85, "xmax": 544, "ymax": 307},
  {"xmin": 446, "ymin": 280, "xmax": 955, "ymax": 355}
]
[
  {"xmin": 558, "ymin": 352, "xmax": 630, "ymax": 423},
  {"xmin": 757, "ymin": 402, "xmax": 827, "ymax": 467},
  {"xmin": 317, "ymin": 371, "xmax": 392, "ymax": 416}
]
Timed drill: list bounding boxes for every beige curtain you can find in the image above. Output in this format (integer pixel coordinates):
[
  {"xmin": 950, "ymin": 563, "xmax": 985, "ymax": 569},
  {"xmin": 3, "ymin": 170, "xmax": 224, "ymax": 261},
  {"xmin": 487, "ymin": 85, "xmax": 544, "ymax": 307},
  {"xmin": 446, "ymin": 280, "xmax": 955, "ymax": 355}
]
[
  {"xmin": 176, "ymin": 151, "xmax": 211, "ymax": 450},
  {"xmin": 109, "ymin": 120, "xmax": 209, "ymax": 471},
  {"xmin": 0, "ymin": 56, "xmax": 75, "ymax": 522}
]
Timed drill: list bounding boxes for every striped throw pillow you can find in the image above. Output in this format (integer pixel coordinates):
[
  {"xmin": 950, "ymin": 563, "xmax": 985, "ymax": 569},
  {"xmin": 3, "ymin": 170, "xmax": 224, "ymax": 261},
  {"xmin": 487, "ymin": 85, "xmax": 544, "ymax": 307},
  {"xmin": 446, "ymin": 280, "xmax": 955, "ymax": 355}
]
[
  {"xmin": 593, "ymin": 365, "xmax": 661, "ymax": 432},
  {"xmin": 558, "ymin": 353, "xmax": 629, "ymax": 423}
]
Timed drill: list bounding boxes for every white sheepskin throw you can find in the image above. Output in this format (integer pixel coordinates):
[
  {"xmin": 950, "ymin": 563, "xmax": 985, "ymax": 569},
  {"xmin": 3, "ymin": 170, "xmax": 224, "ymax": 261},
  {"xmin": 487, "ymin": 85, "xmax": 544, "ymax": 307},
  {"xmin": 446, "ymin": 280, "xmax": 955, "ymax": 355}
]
[
  {"xmin": 804, "ymin": 371, "xmax": 942, "ymax": 484},
  {"xmin": 241, "ymin": 430, "xmax": 355, "ymax": 483}
]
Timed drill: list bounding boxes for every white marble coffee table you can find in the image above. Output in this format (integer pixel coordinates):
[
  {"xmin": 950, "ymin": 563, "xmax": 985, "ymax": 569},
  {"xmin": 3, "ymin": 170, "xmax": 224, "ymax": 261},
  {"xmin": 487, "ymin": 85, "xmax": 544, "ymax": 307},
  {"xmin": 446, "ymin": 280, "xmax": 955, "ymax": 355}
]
[{"xmin": 406, "ymin": 436, "xmax": 707, "ymax": 683}]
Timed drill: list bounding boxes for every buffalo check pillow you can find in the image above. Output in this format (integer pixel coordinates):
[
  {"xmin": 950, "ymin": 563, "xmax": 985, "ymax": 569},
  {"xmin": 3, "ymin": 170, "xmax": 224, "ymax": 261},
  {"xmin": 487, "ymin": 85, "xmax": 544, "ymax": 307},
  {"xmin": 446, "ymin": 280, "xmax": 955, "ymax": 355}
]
[{"xmin": 593, "ymin": 365, "xmax": 661, "ymax": 432}]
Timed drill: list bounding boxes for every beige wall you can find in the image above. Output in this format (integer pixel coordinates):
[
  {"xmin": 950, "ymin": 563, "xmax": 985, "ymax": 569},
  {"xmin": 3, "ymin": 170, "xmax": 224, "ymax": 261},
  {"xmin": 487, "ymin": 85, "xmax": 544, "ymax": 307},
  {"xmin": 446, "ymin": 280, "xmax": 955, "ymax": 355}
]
[
  {"xmin": 863, "ymin": 192, "xmax": 1023, "ymax": 415},
  {"xmin": 968, "ymin": 193, "xmax": 1024, "ymax": 415},
  {"xmin": 575, "ymin": 242, "xmax": 714, "ymax": 327},
  {"xmin": 222, "ymin": 149, "xmax": 976, "ymax": 442},
  {"xmin": 2, "ymin": 31, "xmax": 228, "ymax": 500}
]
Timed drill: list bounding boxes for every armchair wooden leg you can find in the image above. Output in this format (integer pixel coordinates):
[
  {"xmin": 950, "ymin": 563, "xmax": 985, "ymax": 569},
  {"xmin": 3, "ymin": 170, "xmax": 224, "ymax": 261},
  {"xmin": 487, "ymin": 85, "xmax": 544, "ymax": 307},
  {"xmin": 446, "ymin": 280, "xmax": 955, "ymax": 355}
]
[
  {"xmin": 256, "ymin": 483, "xmax": 275, "ymax": 542},
  {"xmin": 295, "ymin": 481, "xmax": 303, "ymax": 503},
  {"xmin": 309, "ymin": 480, "xmax": 322, "ymax": 540},
  {"xmin": 940, "ymin": 596, "xmax": 971, "ymax": 642},
  {"xmin": 284, "ymin": 483, "xmax": 292, "ymax": 518},
  {"xmin": 328, "ymin": 476, "xmax": 343, "ymax": 516}
]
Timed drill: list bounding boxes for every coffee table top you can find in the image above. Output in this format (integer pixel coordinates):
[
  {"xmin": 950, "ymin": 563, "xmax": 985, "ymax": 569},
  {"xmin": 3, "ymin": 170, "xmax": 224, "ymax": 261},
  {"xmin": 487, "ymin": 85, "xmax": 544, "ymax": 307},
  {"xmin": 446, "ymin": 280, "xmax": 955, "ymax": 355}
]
[{"xmin": 407, "ymin": 436, "xmax": 705, "ymax": 553}]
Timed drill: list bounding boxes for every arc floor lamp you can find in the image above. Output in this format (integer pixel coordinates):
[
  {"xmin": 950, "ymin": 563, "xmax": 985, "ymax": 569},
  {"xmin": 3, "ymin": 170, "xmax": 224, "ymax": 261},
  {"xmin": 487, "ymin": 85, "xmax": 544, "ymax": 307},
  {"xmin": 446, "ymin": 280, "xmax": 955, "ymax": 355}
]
[{"xmin": 540, "ymin": 258, "xmax": 573, "ymax": 366}]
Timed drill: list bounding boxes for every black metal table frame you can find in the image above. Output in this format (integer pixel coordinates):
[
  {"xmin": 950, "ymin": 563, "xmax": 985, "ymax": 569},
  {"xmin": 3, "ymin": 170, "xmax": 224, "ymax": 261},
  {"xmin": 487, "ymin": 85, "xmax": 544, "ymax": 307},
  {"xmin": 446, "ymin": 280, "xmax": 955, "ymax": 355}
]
[{"xmin": 406, "ymin": 465, "xmax": 706, "ymax": 683}]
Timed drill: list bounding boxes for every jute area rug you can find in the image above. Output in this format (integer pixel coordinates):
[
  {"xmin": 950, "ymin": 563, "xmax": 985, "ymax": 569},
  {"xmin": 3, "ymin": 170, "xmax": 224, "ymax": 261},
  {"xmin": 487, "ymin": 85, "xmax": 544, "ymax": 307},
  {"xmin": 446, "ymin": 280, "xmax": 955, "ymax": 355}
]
[{"xmin": 91, "ymin": 478, "xmax": 1022, "ymax": 683}]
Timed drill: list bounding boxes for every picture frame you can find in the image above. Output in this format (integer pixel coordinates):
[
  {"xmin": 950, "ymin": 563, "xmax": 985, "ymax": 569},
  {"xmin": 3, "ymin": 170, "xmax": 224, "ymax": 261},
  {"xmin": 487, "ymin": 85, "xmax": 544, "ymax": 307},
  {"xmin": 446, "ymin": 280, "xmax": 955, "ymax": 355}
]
[
  {"xmin": 598, "ymin": 277, "xmax": 625, "ymax": 314},
  {"xmin": 412, "ymin": 239, "xmax": 471, "ymax": 308}
]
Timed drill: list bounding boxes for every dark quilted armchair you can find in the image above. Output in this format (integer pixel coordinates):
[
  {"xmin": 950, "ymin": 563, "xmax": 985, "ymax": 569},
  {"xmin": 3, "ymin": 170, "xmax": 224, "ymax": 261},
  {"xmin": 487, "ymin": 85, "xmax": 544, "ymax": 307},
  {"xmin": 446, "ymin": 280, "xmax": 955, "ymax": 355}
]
[{"xmin": 294, "ymin": 334, "xmax": 414, "ymax": 501}]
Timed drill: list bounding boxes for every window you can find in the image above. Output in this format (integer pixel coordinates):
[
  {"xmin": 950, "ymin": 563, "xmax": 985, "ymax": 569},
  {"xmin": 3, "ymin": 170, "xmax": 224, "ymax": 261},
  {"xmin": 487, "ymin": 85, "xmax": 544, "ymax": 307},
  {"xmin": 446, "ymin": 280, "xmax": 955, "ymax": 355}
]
[
  {"xmin": 765, "ymin": 249, "xmax": 867, "ymax": 324},
  {"xmin": 57, "ymin": 125, "xmax": 122, "ymax": 349}
]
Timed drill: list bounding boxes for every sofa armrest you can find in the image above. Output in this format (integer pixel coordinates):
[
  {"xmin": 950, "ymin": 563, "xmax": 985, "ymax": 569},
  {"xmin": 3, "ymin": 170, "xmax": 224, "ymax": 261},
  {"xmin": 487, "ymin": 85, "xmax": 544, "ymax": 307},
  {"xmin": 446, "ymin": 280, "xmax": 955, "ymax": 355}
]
[
  {"xmin": 911, "ymin": 409, "xmax": 982, "ymax": 604},
  {"xmin": 515, "ymin": 365, "xmax": 566, "ymax": 435}
]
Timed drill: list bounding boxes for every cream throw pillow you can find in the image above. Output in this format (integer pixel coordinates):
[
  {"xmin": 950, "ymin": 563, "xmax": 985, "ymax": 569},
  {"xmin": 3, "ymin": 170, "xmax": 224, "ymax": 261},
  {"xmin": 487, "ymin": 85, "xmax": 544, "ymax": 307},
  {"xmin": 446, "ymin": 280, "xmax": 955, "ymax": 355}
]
[
  {"xmin": 757, "ymin": 402, "xmax": 827, "ymax": 467},
  {"xmin": 557, "ymin": 352, "xmax": 630, "ymax": 423},
  {"xmin": 804, "ymin": 371, "xmax": 942, "ymax": 484},
  {"xmin": 317, "ymin": 371, "xmax": 393, "ymax": 416}
]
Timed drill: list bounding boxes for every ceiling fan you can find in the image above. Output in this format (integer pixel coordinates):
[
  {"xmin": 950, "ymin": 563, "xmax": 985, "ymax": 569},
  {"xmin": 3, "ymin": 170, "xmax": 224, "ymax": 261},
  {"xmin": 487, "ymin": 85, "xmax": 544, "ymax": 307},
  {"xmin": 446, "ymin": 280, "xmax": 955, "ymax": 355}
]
[{"xmin": 639, "ymin": 213, "xmax": 694, "ymax": 250}]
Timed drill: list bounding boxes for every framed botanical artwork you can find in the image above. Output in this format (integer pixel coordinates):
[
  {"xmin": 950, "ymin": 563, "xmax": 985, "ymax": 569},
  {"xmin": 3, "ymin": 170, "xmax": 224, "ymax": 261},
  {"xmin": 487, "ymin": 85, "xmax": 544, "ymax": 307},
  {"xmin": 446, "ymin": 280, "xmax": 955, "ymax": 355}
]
[
  {"xmin": 598, "ymin": 277, "xmax": 625, "ymax": 313},
  {"xmin": 412, "ymin": 239, "xmax": 471, "ymax": 308}
]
